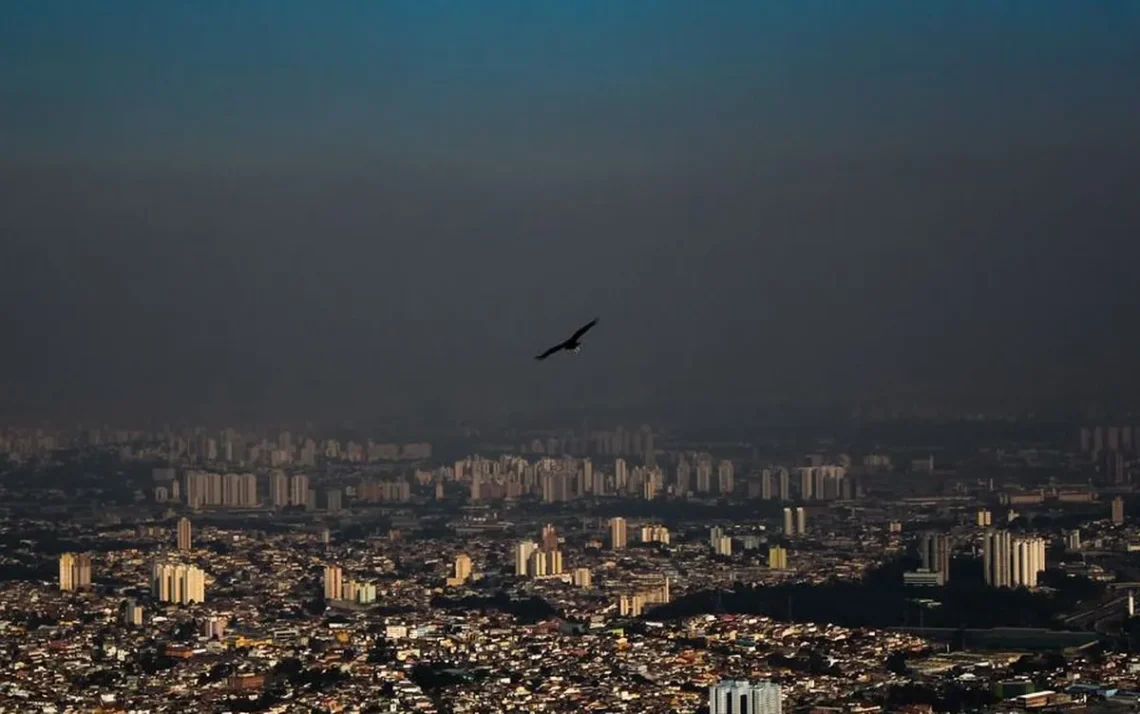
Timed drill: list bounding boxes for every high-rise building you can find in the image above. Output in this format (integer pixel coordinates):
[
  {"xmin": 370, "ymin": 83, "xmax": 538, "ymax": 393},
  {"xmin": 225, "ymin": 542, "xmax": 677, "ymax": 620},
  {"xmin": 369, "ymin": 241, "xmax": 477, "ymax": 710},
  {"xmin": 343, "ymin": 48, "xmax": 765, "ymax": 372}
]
[
  {"xmin": 120, "ymin": 599, "xmax": 144, "ymax": 626},
  {"xmin": 615, "ymin": 459, "xmax": 629, "ymax": 492},
  {"xmin": 709, "ymin": 680, "xmax": 782, "ymax": 714},
  {"xmin": 59, "ymin": 553, "xmax": 92, "ymax": 592},
  {"xmin": 643, "ymin": 478, "xmax": 657, "ymax": 500},
  {"xmin": 289, "ymin": 474, "xmax": 310, "ymax": 508},
  {"xmin": 717, "ymin": 460, "xmax": 734, "ymax": 496},
  {"xmin": 768, "ymin": 545, "xmax": 788, "ymax": 570},
  {"xmin": 696, "ymin": 461, "xmax": 712, "ymax": 493},
  {"xmin": 222, "ymin": 473, "xmax": 241, "ymax": 507},
  {"xmin": 983, "ymin": 529, "xmax": 1012, "ymax": 587},
  {"xmin": 1112, "ymin": 496, "xmax": 1125, "ymax": 526},
  {"xmin": 177, "ymin": 517, "xmax": 192, "ymax": 552},
  {"xmin": 640, "ymin": 525, "xmax": 670, "ymax": 545},
  {"xmin": 709, "ymin": 526, "xmax": 725, "ymax": 548},
  {"xmin": 541, "ymin": 524, "xmax": 559, "ymax": 552},
  {"xmin": 203, "ymin": 616, "xmax": 227, "ymax": 640},
  {"xmin": 326, "ymin": 488, "xmax": 342, "ymax": 513},
  {"xmin": 1012, "ymin": 536, "xmax": 1047, "ymax": 588},
  {"xmin": 547, "ymin": 550, "xmax": 563, "ymax": 575},
  {"xmin": 609, "ymin": 517, "xmax": 628, "ymax": 550},
  {"xmin": 675, "ymin": 460, "xmax": 691, "ymax": 495},
  {"xmin": 976, "ymin": 509, "xmax": 992, "ymax": 527},
  {"xmin": 270, "ymin": 471, "xmax": 289, "ymax": 508},
  {"xmin": 572, "ymin": 567, "xmax": 592, "ymax": 588},
  {"xmin": 323, "ymin": 564, "xmax": 343, "ymax": 601},
  {"xmin": 714, "ymin": 536, "xmax": 733, "ymax": 557},
  {"xmin": 782, "ymin": 507, "xmax": 795, "ymax": 536},
  {"xmin": 983, "ymin": 530, "xmax": 1047, "ymax": 589},
  {"xmin": 515, "ymin": 541, "xmax": 538, "ymax": 576},
  {"xmin": 151, "ymin": 562, "xmax": 206, "ymax": 604},
  {"xmin": 240, "ymin": 473, "xmax": 257, "ymax": 507},
  {"xmin": 448, "ymin": 554, "xmax": 472, "ymax": 586},
  {"xmin": 795, "ymin": 507, "xmax": 806, "ymax": 535},
  {"xmin": 759, "ymin": 469, "xmax": 773, "ymax": 500},
  {"xmin": 777, "ymin": 468, "xmax": 790, "ymax": 501},
  {"xmin": 919, "ymin": 533, "xmax": 951, "ymax": 583},
  {"xmin": 798, "ymin": 467, "xmax": 815, "ymax": 500},
  {"xmin": 528, "ymin": 549, "xmax": 548, "ymax": 577}
]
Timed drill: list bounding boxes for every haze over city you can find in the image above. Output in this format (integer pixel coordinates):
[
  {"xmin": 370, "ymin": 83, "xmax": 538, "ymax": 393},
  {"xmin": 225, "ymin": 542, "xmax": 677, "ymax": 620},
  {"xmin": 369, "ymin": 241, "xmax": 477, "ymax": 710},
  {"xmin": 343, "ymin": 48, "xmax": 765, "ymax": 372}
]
[
  {"xmin": 4, "ymin": 4, "xmax": 1140, "ymax": 713},
  {"xmin": 2, "ymin": 1, "xmax": 1139, "ymax": 424}
]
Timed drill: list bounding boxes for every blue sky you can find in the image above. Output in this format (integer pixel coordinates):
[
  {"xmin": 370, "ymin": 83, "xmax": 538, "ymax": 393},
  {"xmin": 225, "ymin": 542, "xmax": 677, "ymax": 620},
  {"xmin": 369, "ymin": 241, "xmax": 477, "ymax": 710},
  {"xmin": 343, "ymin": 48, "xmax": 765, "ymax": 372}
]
[
  {"xmin": 3, "ymin": 1, "xmax": 1137, "ymax": 173},
  {"xmin": 1, "ymin": 2, "xmax": 1139, "ymax": 419}
]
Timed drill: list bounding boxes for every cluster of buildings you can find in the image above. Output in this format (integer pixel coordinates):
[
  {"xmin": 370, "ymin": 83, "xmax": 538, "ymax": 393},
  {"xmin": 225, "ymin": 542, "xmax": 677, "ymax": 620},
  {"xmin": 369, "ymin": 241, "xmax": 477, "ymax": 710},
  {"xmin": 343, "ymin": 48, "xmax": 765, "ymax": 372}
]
[{"xmin": 11, "ymin": 418, "xmax": 1140, "ymax": 711}]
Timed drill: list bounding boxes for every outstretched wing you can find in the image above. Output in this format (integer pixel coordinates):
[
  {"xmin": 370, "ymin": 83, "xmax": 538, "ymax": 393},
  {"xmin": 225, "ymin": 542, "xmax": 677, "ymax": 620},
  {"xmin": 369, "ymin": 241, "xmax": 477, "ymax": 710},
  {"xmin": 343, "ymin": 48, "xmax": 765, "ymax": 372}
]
[
  {"xmin": 535, "ymin": 343, "xmax": 565, "ymax": 361},
  {"xmin": 569, "ymin": 318, "xmax": 599, "ymax": 342}
]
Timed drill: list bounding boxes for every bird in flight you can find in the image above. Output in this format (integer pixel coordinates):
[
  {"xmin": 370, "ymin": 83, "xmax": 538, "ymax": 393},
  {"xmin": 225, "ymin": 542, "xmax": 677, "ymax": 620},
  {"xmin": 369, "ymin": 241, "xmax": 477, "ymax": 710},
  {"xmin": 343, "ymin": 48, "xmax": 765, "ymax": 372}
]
[{"xmin": 534, "ymin": 318, "xmax": 599, "ymax": 361}]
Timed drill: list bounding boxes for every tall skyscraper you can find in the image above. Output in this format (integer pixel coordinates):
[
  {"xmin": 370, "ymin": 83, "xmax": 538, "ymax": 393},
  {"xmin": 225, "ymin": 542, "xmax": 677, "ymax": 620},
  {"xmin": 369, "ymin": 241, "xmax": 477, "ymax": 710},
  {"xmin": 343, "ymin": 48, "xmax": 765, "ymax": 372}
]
[
  {"xmin": 614, "ymin": 459, "xmax": 629, "ymax": 491},
  {"xmin": 323, "ymin": 564, "xmax": 343, "ymax": 601},
  {"xmin": 795, "ymin": 507, "xmax": 806, "ymax": 535},
  {"xmin": 640, "ymin": 525, "xmax": 670, "ymax": 545},
  {"xmin": 768, "ymin": 545, "xmax": 788, "ymax": 570},
  {"xmin": 717, "ymin": 460, "xmax": 735, "ymax": 495},
  {"xmin": 782, "ymin": 507, "xmax": 795, "ymax": 536},
  {"xmin": 983, "ymin": 529, "xmax": 1012, "ymax": 587},
  {"xmin": 777, "ymin": 468, "xmax": 790, "ymax": 501},
  {"xmin": 675, "ymin": 460, "xmax": 691, "ymax": 495},
  {"xmin": 177, "ymin": 517, "xmax": 192, "ymax": 552},
  {"xmin": 572, "ymin": 567, "xmax": 592, "ymax": 588},
  {"xmin": 527, "ymin": 549, "xmax": 548, "ymax": 577},
  {"xmin": 983, "ymin": 530, "xmax": 1046, "ymax": 588},
  {"xmin": 759, "ymin": 469, "xmax": 772, "ymax": 500},
  {"xmin": 919, "ymin": 533, "xmax": 951, "ymax": 583},
  {"xmin": 709, "ymin": 680, "xmax": 782, "ymax": 714},
  {"xmin": 151, "ymin": 562, "xmax": 206, "ymax": 604},
  {"xmin": 798, "ymin": 467, "xmax": 815, "ymax": 500},
  {"xmin": 541, "ymin": 524, "xmax": 558, "ymax": 552},
  {"xmin": 59, "ymin": 553, "xmax": 92, "ymax": 592},
  {"xmin": 326, "ymin": 488, "xmax": 342, "ymax": 513},
  {"xmin": 696, "ymin": 461, "xmax": 712, "ymax": 493},
  {"xmin": 713, "ymin": 536, "xmax": 733, "ymax": 556},
  {"xmin": 515, "ymin": 541, "xmax": 538, "ymax": 576},
  {"xmin": 709, "ymin": 526, "xmax": 724, "ymax": 548},
  {"xmin": 289, "ymin": 474, "xmax": 310, "ymax": 508},
  {"xmin": 1012, "ymin": 536, "xmax": 1047, "ymax": 588},
  {"xmin": 1112, "ymin": 496, "xmax": 1125, "ymax": 526},
  {"xmin": 120, "ymin": 598, "xmax": 144, "ymax": 626},
  {"xmin": 240, "ymin": 473, "xmax": 258, "ymax": 507},
  {"xmin": 270, "ymin": 471, "xmax": 289, "ymax": 508},
  {"xmin": 609, "ymin": 517, "xmax": 628, "ymax": 550},
  {"xmin": 449, "ymin": 554, "xmax": 472, "ymax": 586}
]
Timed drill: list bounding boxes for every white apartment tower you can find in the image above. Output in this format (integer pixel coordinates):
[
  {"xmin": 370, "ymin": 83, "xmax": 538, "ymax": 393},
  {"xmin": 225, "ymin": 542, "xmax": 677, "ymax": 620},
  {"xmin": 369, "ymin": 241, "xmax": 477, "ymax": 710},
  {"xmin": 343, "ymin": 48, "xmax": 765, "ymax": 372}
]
[{"xmin": 709, "ymin": 680, "xmax": 782, "ymax": 714}]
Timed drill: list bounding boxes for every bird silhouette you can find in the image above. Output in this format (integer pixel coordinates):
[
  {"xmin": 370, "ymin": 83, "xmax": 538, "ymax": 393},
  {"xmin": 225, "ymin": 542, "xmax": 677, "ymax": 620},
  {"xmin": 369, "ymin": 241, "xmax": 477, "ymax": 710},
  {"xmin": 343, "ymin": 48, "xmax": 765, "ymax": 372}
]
[{"xmin": 534, "ymin": 318, "xmax": 599, "ymax": 361}]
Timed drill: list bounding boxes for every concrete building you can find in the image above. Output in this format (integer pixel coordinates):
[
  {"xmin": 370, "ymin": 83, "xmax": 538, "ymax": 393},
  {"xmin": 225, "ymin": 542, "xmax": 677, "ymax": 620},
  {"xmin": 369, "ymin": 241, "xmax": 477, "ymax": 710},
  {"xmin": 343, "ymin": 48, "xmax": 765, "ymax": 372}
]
[
  {"xmin": 709, "ymin": 679, "xmax": 782, "ymax": 714},
  {"xmin": 609, "ymin": 517, "xmax": 627, "ymax": 550},
  {"xmin": 177, "ymin": 517, "xmax": 192, "ymax": 552}
]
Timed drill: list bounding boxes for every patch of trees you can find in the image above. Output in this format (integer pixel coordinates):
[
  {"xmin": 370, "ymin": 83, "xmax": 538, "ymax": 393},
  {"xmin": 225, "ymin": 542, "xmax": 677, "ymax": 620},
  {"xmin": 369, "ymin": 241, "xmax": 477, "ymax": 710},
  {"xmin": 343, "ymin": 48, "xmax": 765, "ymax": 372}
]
[
  {"xmin": 645, "ymin": 560, "xmax": 1098, "ymax": 629},
  {"xmin": 430, "ymin": 591, "xmax": 558, "ymax": 624}
]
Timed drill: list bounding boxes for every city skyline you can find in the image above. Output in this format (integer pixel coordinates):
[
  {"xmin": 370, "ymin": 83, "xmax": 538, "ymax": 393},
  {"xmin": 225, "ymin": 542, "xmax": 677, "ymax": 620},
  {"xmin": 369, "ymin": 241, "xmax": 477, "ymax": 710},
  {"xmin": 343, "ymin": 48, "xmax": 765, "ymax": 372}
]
[{"xmin": 5, "ymin": 2, "xmax": 1140, "ymax": 711}]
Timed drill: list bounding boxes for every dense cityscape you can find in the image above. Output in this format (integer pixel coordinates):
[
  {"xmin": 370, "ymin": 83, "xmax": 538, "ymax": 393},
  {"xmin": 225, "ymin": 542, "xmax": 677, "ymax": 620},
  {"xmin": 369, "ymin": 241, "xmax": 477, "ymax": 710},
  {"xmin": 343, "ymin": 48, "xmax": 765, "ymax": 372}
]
[
  {"xmin": 3, "ymin": 416, "xmax": 1140, "ymax": 712},
  {"xmin": 4, "ymin": 0, "xmax": 1138, "ymax": 711}
]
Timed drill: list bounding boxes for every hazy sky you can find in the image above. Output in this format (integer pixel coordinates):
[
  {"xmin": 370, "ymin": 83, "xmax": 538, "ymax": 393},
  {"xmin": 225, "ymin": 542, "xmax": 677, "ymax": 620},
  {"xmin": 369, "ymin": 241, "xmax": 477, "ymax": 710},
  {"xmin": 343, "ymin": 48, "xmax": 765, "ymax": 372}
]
[{"xmin": 2, "ymin": 1, "xmax": 1139, "ymax": 422}]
